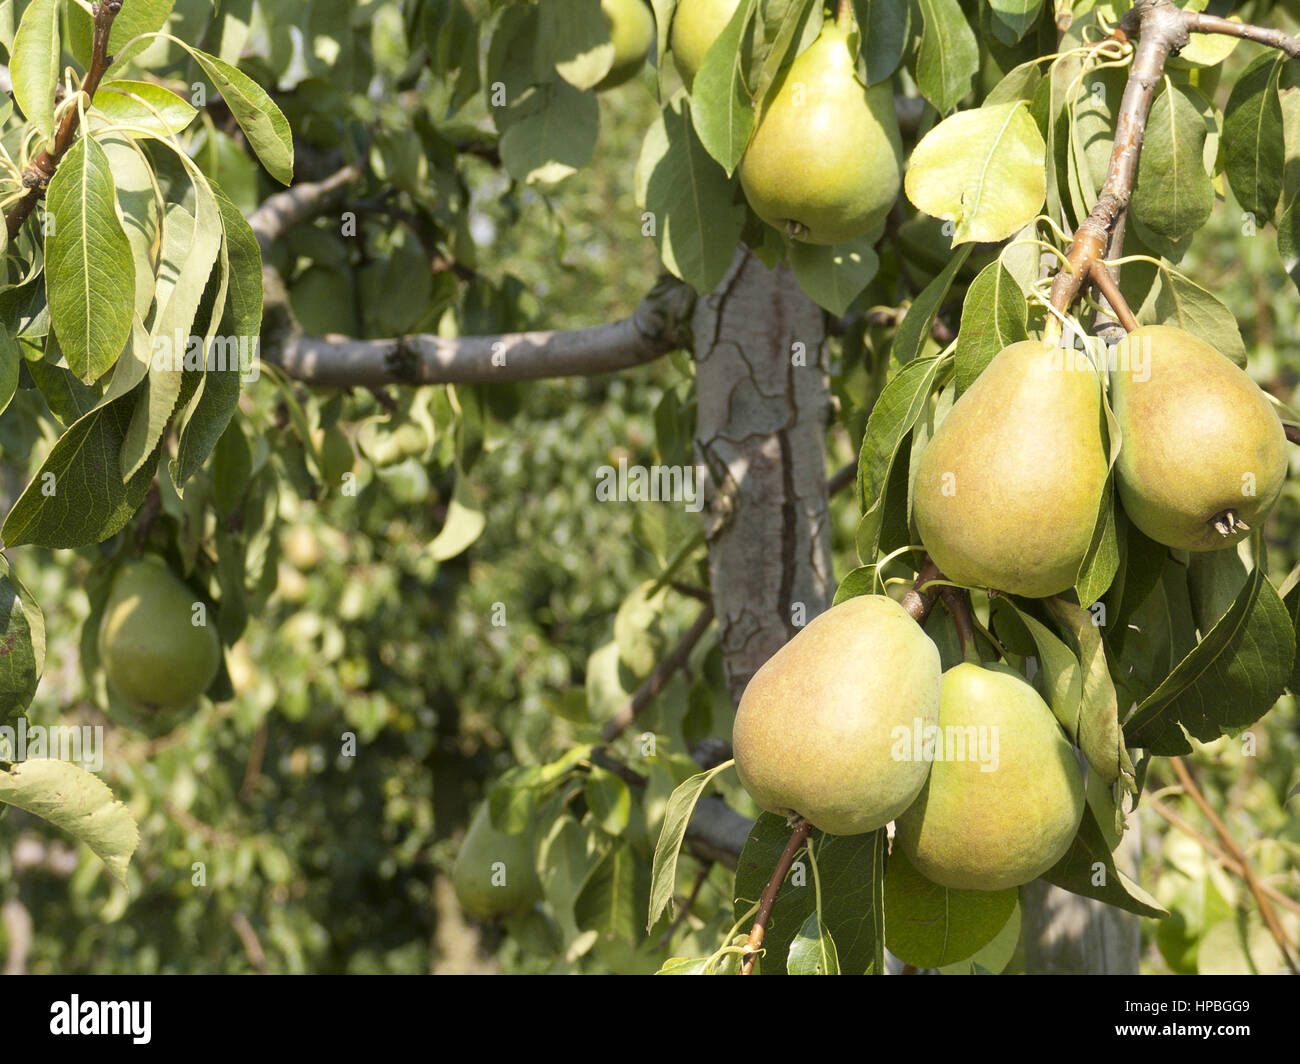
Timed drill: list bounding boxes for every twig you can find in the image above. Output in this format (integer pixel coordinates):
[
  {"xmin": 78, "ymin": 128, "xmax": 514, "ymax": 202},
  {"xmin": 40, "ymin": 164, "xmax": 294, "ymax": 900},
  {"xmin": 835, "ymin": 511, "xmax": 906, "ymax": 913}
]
[
  {"xmin": 1169, "ymin": 757, "xmax": 1299, "ymax": 973},
  {"xmin": 239, "ymin": 720, "xmax": 268, "ymax": 802},
  {"xmin": 739, "ymin": 817, "xmax": 812, "ymax": 975},
  {"xmin": 5, "ymin": 1, "xmax": 123, "ymax": 240},
  {"xmin": 1184, "ymin": 12, "xmax": 1300, "ymax": 59},
  {"xmin": 230, "ymin": 911, "xmax": 270, "ymax": 974},
  {"xmin": 939, "ymin": 584, "xmax": 978, "ymax": 660},
  {"xmin": 1088, "ymin": 262, "xmax": 1139, "ymax": 332},
  {"xmin": 600, "ymin": 604, "xmax": 715, "ymax": 743},
  {"xmin": 247, "ymin": 163, "xmax": 364, "ymax": 254},
  {"xmin": 1147, "ymin": 798, "xmax": 1300, "ymax": 919},
  {"xmin": 1284, "ymin": 424, "xmax": 1300, "ymax": 447},
  {"xmin": 827, "ymin": 461, "xmax": 856, "ymax": 497}
]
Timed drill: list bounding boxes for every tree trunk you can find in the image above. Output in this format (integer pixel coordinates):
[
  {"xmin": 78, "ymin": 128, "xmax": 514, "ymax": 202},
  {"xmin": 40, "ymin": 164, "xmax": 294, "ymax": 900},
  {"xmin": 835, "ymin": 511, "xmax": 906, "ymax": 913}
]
[{"xmin": 692, "ymin": 249, "xmax": 833, "ymax": 704}]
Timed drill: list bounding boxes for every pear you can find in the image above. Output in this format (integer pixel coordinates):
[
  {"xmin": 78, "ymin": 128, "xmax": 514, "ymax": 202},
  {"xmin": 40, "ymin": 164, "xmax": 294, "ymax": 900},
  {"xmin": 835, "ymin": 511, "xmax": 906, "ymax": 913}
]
[
  {"xmin": 914, "ymin": 339, "xmax": 1109, "ymax": 597},
  {"xmin": 596, "ymin": 0, "xmax": 656, "ymax": 90},
  {"xmin": 671, "ymin": 0, "xmax": 741, "ymax": 89},
  {"xmin": 97, "ymin": 557, "xmax": 221, "ymax": 711},
  {"xmin": 451, "ymin": 802, "xmax": 542, "ymax": 920},
  {"xmin": 1110, "ymin": 325, "xmax": 1288, "ymax": 551},
  {"xmin": 894, "ymin": 663, "xmax": 1085, "ymax": 892},
  {"xmin": 732, "ymin": 594, "xmax": 941, "ymax": 836},
  {"xmin": 737, "ymin": 16, "xmax": 902, "ymax": 245}
]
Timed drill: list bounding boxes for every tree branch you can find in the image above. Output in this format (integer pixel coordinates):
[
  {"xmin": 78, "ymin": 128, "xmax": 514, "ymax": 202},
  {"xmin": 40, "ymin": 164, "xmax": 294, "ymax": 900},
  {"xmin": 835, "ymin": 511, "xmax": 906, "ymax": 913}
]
[
  {"xmin": 1169, "ymin": 757, "xmax": 1299, "ymax": 973},
  {"xmin": 5, "ymin": 1, "xmax": 122, "ymax": 241},
  {"xmin": 900, "ymin": 558, "xmax": 943, "ymax": 625},
  {"xmin": 1184, "ymin": 12, "xmax": 1300, "ymax": 60},
  {"xmin": 739, "ymin": 817, "xmax": 811, "ymax": 975},
  {"xmin": 246, "ymin": 163, "xmax": 364, "ymax": 255}
]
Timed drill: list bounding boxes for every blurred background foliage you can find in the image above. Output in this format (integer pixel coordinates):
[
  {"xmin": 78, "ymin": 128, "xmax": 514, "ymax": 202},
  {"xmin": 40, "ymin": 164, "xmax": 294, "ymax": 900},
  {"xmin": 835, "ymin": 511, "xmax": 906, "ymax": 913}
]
[{"xmin": 0, "ymin": 0, "xmax": 1297, "ymax": 974}]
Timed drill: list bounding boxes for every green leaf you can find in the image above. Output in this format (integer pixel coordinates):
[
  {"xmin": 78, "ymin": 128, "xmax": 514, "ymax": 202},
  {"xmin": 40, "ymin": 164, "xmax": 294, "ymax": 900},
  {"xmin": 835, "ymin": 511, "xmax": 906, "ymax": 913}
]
[
  {"xmin": 585, "ymin": 766, "xmax": 632, "ymax": 836},
  {"xmin": 855, "ymin": 354, "xmax": 945, "ymax": 560},
  {"xmin": 906, "ymin": 101, "xmax": 1047, "ymax": 244},
  {"xmin": 1146, "ymin": 266, "xmax": 1247, "ymax": 367},
  {"xmin": 1123, "ymin": 564, "xmax": 1294, "ymax": 754},
  {"xmin": 45, "ymin": 136, "xmax": 136, "ymax": 385},
  {"xmin": 787, "ymin": 910, "xmax": 840, "ymax": 974},
  {"xmin": 1047, "ymin": 598, "xmax": 1124, "ymax": 785},
  {"xmin": 788, "ymin": 237, "xmax": 879, "ymax": 316},
  {"xmin": 733, "ymin": 814, "xmax": 886, "ymax": 974},
  {"xmin": 429, "ymin": 471, "xmax": 486, "ymax": 560},
  {"xmin": 987, "ymin": 0, "xmax": 1044, "ymax": 44},
  {"xmin": 954, "ymin": 261, "xmax": 1029, "ymax": 392},
  {"xmin": 11, "ymin": 0, "xmax": 60, "ymax": 147},
  {"xmin": 499, "ymin": 77, "xmax": 599, "ymax": 185},
  {"xmin": 690, "ymin": 0, "xmax": 755, "ymax": 175},
  {"xmin": 0, "ymin": 323, "xmax": 19, "ymax": 417},
  {"xmin": 913, "ymin": 0, "xmax": 978, "ymax": 114},
  {"xmin": 893, "ymin": 245, "xmax": 971, "ymax": 364},
  {"xmin": 1042, "ymin": 803, "xmax": 1166, "ymax": 917},
  {"xmin": 1278, "ymin": 194, "xmax": 1300, "ymax": 296},
  {"xmin": 635, "ymin": 95, "xmax": 746, "ymax": 293},
  {"xmin": 1130, "ymin": 84, "xmax": 1214, "ymax": 242},
  {"xmin": 0, "ymin": 556, "xmax": 45, "ymax": 727},
  {"xmin": 852, "ymin": 0, "xmax": 908, "ymax": 85},
  {"xmin": 647, "ymin": 760, "xmax": 733, "ymax": 930},
  {"xmin": 1221, "ymin": 53, "xmax": 1285, "ymax": 223},
  {"xmin": 0, "ymin": 758, "xmax": 140, "ymax": 887},
  {"xmin": 67, "ymin": 0, "xmax": 175, "ymax": 71},
  {"xmin": 884, "ymin": 846, "xmax": 1017, "ymax": 968},
  {"xmin": 171, "ymin": 182, "xmax": 261, "ymax": 488},
  {"xmin": 576, "ymin": 844, "xmax": 651, "ymax": 945},
  {"xmin": 187, "ymin": 48, "xmax": 294, "ymax": 184},
  {"xmin": 92, "ymin": 80, "xmax": 199, "ymax": 138},
  {"xmin": 540, "ymin": 0, "xmax": 616, "ymax": 91},
  {"xmin": 1, "ymin": 395, "xmax": 159, "ymax": 549}
]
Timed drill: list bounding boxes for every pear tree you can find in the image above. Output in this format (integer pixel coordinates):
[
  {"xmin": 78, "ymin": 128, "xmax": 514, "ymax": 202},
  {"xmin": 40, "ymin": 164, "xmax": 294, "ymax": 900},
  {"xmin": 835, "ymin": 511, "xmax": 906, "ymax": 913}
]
[{"xmin": 0, "ymin": 0, "xmax": 1299, "ymax": 977}]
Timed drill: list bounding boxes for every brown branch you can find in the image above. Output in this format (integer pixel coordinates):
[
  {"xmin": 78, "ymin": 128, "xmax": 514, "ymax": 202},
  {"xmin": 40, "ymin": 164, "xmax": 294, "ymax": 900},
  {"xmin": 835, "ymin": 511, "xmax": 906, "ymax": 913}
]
[
  {"xmin": 739, "ymin": 817, "xmax": 812, "ymax": 975},
  {"xmin": 1088, "ymin": 261, "xmax": 1139, "ymax": 332},
  {"xmin": 1285, "ymin": 424, "xmax": 1300, "ymax": 446},
  {"xmin": 600, "ymin": 604, "xmax": 715, "ymax": 743},
  {"xmin": 239, "ymin": 720, "xmax": 268, "ymax": 802},
  {"xmin": 1184, "ymin": 12, "xmax": 1300, "ymax": 60},
  {"xmin": 1049, "ymin": 0, "xmax": 1189, "ymax": 317},
  {"xmin": 827, "ymin": 461, "xmax": 856, "ymax": 497},
  {"xmin": 5, "ymin": 1, "xmax": 123, "ymax": 241},
  {"xmin": 1169, "ymin": 757, "xmax": 1299, "ymax": 973},
  {"xmin": 247, "ymin": 163, "xmax": 364, "ymax": 255},
  {"xmin": 939, "ymin": 584, "xmax": 978, "ymax": 661},
  {"xmin": 900, "ymin": 558, "xmax": 943, "ymax": 625},
  {"xmin": 1148, "ymin": 798, "xmax": 1300, "ymax": 919},
  {"xmin": 230, "ymin": 911, "xmax": 270, "ymax": 974}
]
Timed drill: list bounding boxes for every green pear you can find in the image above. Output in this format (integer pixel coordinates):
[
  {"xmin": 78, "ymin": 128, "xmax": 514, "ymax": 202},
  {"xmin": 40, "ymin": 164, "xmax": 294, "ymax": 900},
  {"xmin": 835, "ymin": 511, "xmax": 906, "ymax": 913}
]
[
  {"xmin": 737, "ymin": 16, "xmax": 902, "ymax": 245},
  {"xmin": 671, "ymin": 0, "xmax": 741, "ymax": 89},
  {"xmin": 894, "ymin": 663, "xmax": 1085, "ymax": 891},
  {"xmin": 451, "ymin": 802, "xmax": 542, "ymax": 920},
  {"xmin": 97, "ymin": 557, "xmax": 221, "ymax": 711},
  {"xmin": 732, "ymin": 594, "xmax": 941, "ymax": 836},
  {"xmin": 1110, "ymin": 325, "xmax": 1288, "ymax": 551},
  {"xmin": 914, "ymin": 339, "xmax": 1109, "ymax": 597},
  {"xmin": 596, "ymin": 0, "xmax": 656, "ymax": 90}
]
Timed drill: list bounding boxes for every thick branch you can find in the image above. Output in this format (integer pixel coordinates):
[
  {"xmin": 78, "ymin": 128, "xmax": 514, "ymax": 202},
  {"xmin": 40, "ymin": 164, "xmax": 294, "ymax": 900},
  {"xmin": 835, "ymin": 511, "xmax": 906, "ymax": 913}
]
[
  {"xmin": 900, "ymin": 558, "xmax": 943, "ymax": 625},
  {"xmin": 247, "ymin": 163, "xmax": 363, "ymax": 255},
  {"xmin": 5, "ymin": 1, "xmax": 122, "ymax": 240},
  {"xmin": 272, "ymin": 279, "xmax": 693, "ymax": 386}
]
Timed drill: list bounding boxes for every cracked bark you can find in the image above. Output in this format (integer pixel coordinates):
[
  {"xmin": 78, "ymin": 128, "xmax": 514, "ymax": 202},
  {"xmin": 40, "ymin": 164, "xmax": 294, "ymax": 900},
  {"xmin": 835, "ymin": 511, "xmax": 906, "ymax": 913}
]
[{"xmin": 692, "ymin": 248, "xmax": 833, "ymax": 704}]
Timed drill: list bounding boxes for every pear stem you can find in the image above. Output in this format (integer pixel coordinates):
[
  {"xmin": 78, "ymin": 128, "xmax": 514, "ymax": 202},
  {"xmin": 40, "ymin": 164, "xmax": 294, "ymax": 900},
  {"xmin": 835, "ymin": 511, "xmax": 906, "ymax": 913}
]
[
  {"xmin": 738, "ymin": 817, "xmax": 812, "ymax": 975},
  {"xmin": 1087, "ymin": 260, "xmax": 1139, "ymax": 332},
  {"xmin": 835, "ymin": 0, "xmax": 853, "ymax": 28},
  {"xmin": 939, "ymin": 586, "xmax": 981, "ymax": 665},
  {"xmin": 900, "ymin": 558, "xmax": 944, "ymax": 625}
]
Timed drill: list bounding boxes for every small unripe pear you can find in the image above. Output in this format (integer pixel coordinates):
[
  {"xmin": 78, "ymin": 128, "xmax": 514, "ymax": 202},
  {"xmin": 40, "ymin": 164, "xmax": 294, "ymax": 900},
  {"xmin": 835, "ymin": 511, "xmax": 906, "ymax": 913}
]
[
  {"xmin": 97, "ymin": 557, "xmax": 221, "ymax": 711},
  {"xmin": 732, "ymin": 595, "xmax": 941, "ymax": 836},
  {"xmin": 895, "ymin": 663, "xmax": 1085, "ymax": 891},
  {"xmin": 671, "ymin": 0, "xmax": 741, "ymax": 89},
  {"xmin": 738, "ymin": 18, "xmax": 902, "ymax": 245},
  {"xmin": 914, "ymin": 339, "xmax": 1109, "ymax": 598},
  {"xmin": 1110, "ymin": 325, "xmax": 1288, "ymax": 551},
  {"xmin": 596, "ymin": 0, "xmax": 656, "ymax": 91},
  {"xmin": 451, "ymin": 803, "xmax": 542, "ymax": 920}
]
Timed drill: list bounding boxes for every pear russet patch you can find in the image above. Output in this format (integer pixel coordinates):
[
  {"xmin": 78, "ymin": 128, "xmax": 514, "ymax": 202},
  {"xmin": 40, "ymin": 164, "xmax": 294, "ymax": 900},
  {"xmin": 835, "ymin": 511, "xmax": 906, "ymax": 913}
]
[
  {"xmin": 731, "ymin": 594, "xmax": 941, "ymax": 837},
  {"xmin": 1109, "ymin": 325, "xmax": 1288, "ymax": 552},
  {"xmin": 913, "ymin": 339, "xmax": 1109, "ymax": 598},
  {"xmin": 738, "ymin": 16, "xmax": 902, "ymax": 246}
]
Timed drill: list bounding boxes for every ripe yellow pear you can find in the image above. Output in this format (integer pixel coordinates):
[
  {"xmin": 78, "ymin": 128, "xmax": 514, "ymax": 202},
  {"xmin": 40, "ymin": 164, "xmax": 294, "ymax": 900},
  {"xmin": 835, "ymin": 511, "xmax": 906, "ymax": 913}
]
[
  {"xmin": 451, "ymin": 803, "xmax": 542, "ymax": 920},
  {"xmin": 894, "ymin": 663, "xmax": 1086, "ymax": 891},
  {"xmin": 732, "ymin": 595, "xmax": 941, "ymax": 836},
  {"xmin": 671, "ymin": 0, "xmax": 741, "ymax": 89},
  {"xmin": 97, "ymin": 557, "xmax": 221, "ymax": 711},
  {"xmin": 1110, "ymin": 325, "xmax": 1288, "ymax": 551},
  {"xmin": 738, "ymin": 16, "xmax": 902, "ymax": 245},
  {"xmin": 914, "ymin": 339, "xmax": 1109, "ymax": 597},
  {"xmin": 596, "ymin": 0, "xmax": 656, "ymax": 90}
]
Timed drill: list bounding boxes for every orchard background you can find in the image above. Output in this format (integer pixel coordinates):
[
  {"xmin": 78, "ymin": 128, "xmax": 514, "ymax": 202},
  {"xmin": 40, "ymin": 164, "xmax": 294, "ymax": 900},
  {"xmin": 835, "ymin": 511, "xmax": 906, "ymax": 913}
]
[{"xmin": 0, "ymin": 0, "xmax": 1298, "ymax": 976}]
